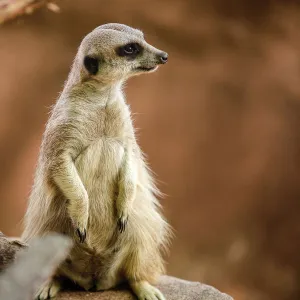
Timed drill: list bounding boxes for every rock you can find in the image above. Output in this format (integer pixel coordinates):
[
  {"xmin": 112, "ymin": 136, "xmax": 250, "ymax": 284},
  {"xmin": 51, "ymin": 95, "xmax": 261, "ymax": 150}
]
[
  {"xmin": 0, "ymin": 232, "xmax": 233, "ymax": 300},
  {"xmin": 0, "ymin": 231, "xmax": 27, "ymax": 272},
  {"xmin": 57, "ymin": 276, "xmax": 232, "ymax": 300}
]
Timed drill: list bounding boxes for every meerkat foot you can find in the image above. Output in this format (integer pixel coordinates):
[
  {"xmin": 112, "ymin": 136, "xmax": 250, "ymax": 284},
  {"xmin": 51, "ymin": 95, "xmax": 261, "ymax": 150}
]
[
  {"xmin": 36, "ymin": 279, "xmax": 61, "ymax": 300},
  {"xmin": 130, "ymin": 281, "xmax": 165, "ymax": 300},
  {"xmin": 117, "ymin": 213, "xmax": 128, "ymax": 233}
]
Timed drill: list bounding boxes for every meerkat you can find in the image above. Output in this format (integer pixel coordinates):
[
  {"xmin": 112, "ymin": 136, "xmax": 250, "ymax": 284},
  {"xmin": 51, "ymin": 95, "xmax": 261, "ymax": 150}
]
[{"xmin": 22, "ymin": 23, "xmax": 171, "ymax": 300}]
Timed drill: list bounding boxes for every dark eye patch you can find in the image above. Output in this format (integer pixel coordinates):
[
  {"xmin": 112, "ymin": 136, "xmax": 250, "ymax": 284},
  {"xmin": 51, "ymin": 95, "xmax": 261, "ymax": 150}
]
[
  {"xmin": 116, "ymin": 43, "xmax": 142, "ymax": 59},
  {"xmin": 83, "ymin": 56, "xmax": 99, "ymax": 75}
]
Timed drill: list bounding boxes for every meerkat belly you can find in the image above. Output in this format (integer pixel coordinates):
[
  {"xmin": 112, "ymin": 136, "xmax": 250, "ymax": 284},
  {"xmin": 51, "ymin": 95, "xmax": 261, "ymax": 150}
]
[{"xmin": 75, "ymin": 137, "xmax": 124, "ymax": 243}]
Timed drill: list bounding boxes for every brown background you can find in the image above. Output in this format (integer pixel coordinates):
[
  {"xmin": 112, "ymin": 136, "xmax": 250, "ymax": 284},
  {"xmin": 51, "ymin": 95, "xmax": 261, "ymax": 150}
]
[{"xmin": 0, "ymin": 1, "xmax": 300, "ymax": 299}]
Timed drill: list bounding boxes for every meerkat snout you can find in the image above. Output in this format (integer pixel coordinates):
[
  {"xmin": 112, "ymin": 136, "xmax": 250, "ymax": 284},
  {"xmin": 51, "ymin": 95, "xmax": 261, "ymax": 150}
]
[
  {"xmin": 77, "ymin": 23, "xmax": 168, "ymax": 82},
  {"xmin": 158, "ymin": 52, "xmax": 168, "ymax": 64}
]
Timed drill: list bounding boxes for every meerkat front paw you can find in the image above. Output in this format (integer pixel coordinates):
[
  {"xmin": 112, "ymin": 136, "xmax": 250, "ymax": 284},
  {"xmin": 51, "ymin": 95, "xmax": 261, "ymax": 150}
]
[
  {"xmin": 130, "ymin": 281, "xmax": 166, "ymax": 300},
  {"xmin": 76, "ymin": 227, "xmax": 87, "ymax": 243},
  {"xmin": 36, "ymin": 279, "xmax": 61, "ymax": 300},
  {"xmin": 74, "ymin": 216, "xmax": 88, "ymax": 243},
  {"xmin": 117, "ymin": 211, "xmax": 128, "ymax": 233},
  {"xmin": 68, "ymin": 200, "xmax": 89, "ymax": 243}
]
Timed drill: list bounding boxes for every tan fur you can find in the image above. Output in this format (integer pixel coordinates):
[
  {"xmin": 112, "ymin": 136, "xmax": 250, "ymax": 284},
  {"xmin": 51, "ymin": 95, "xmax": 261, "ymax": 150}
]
[{"xmin": 22, "ymin": 24, "xmax": 171, "ymax": 300}]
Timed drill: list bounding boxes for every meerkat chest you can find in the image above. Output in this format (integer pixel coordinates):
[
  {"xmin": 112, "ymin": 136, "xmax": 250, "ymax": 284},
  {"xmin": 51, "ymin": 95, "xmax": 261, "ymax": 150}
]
[
  {"xmin": 103, "ymin": 102, "xmax": 131, "ymax": 138},
  {"xmin": 74, "ymin": 99, "xmax": 134, "ymax": 182},
  {"xmin": 82, "ymin": 100, "xmax": 133, "ymax": 141}
]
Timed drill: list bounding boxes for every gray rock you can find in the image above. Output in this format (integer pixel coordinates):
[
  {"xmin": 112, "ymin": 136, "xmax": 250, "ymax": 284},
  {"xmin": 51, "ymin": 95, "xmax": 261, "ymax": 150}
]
[
  {"xmin": 158, "ymin": 276, "xmax": 233, "ymax": 300},
  {"xmin": 0, "ymin": 231, "xmax": 27, "ymax": 272},
  {"xmin": 57, "ymin": 276, "xmax": 232, "ymax": 300}
]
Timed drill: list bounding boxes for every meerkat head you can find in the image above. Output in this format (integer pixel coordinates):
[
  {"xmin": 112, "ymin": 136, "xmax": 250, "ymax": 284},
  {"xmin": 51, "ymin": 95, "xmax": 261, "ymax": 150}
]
[{"xmin": 77, "ymin": 23, "xmax": 168, "ymax": 83}]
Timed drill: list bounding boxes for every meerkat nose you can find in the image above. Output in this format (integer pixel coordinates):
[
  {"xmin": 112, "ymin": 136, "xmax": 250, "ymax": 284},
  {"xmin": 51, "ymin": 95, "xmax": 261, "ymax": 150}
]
[{"xmin": 159, "ymin": 52, "xmax": 168, "ymax": 64}]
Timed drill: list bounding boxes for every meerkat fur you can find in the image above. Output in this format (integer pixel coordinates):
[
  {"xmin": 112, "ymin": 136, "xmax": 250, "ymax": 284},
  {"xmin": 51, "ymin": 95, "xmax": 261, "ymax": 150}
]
[{"xmin": 22, "ymin": 23, "xmax": 172, "ymax": 300}]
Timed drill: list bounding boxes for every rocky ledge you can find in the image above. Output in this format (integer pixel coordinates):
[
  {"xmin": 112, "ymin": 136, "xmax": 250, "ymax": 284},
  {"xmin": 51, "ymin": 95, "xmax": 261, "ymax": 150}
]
[{"xmin": 57, "ymin": 275, "xmax": 232, "ymax": 300}]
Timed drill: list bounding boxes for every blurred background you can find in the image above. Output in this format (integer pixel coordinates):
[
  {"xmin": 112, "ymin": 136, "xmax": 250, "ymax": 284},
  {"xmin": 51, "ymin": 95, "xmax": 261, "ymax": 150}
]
[{"xmin": 0, "ymin": 0, "xmax": 300, "ymax": 299}]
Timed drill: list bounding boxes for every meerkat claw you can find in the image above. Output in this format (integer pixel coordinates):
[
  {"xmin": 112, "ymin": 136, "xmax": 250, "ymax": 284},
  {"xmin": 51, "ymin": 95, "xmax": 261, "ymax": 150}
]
[
  {"xmin": 76, "ymin": 228, "xmax": 86, "ymax": 243},
  {"xmin": 118, "ymin": 215, "xmax": 128, "ymax": 233}
]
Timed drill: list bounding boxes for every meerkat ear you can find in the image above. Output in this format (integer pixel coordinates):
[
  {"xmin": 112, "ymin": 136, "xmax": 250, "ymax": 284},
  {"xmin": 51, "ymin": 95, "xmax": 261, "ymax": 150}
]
[{"xmin": 83, "ymin": 56, "xmax": 99, "ymax": 75}]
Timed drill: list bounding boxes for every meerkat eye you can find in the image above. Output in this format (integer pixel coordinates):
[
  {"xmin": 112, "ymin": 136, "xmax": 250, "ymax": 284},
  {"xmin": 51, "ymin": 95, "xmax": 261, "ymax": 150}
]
[
  {"xmin": 124, "ymin": 44, "xmax": 136, "ymax": 54},
  {"xmin": 116, "ymin": 43, "xmax": 142, "ymax": 58},
  {"xmin": 83, "ymin": 56, "xmax": 99, "ymax": 75}
]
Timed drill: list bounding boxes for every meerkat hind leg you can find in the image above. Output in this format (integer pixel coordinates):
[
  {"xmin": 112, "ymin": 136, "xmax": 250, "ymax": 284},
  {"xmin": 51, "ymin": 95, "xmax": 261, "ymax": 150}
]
[
  {"xmin": 36, "ymin": 278, "xmax": 61, "ymax": 300},
  {"xmin": 130, "ymin": 281, "xmax": 165, "ymax": 300}
]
